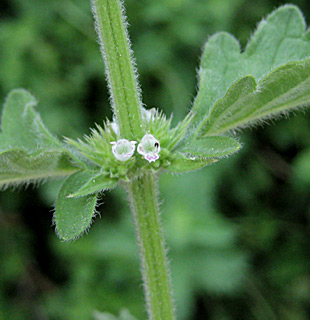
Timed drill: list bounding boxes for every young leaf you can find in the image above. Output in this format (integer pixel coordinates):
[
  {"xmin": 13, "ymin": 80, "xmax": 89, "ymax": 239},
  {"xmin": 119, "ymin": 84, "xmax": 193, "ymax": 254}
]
[
  {"xmin": 167, "ymin": 153, "xmax": 217, "ymax": 174},
  {"xmin": 67, "ymin": 173, "xmax": 118, "ymax": 198},
  {"xmin": 192, "ymin": 5, "xmax": 310, "ymax": 133},
  {"xmin": 199, "ymin": 59, "xmax": 310, "ymax": 135},
  {"xmin": 54, "ymin": 171, "xmax": 99, "ymax": 241},
  {"xmin": 0, "ymin": 149, "xmax": 79, "ymax": 188},
  {"xmin": 180, "ymin": 136, "xmax": 241, "ymax": 158}
]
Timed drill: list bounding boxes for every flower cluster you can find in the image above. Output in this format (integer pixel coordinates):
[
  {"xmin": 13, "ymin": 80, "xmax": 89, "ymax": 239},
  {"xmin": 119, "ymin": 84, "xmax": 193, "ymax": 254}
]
[{"xmin": 111, "ymin": 133, "xmax": 161, "ymax": 163}]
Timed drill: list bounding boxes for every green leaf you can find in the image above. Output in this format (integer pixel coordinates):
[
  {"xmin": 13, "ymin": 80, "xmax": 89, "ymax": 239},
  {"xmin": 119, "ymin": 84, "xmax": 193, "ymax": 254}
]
[
  {"xmin": 192, "ymin": 5, "xmax": 310, "ymax": 133},
  {"xmin": 0, "ymin": 149, "xmax": 79, "ymax": 188},
  {"xmin": 67, "ymin": 173, "xmax": 118, "ymax": 198},
  {"xmin": 167, "ymin": 152, "xmax": 217, "ymax": 174},
  {"xmin": 180, "ymin": 136, "xmax": 241, "ymax": 158},
  {"xmin": 0, "ymin": 89, "xmax": 80, "ymax": 186},
  {"xmin": 199, "ymin": 59, "xmax": 310, "ymax": 135},
  {"xmin": 0, "ymin": 89, "xmax": 62, "ymax": 150},
  {"xmin": 54, "ymin": 171, "xmax": 98, "ymax": 241}
]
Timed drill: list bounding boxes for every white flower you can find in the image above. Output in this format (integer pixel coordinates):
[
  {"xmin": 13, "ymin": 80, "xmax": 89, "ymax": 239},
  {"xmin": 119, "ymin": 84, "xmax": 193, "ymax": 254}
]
[
  {"xmin": 137, "ymin": 134, "xmax": 161, "ymax": 163},
  {"xmin": 111, "ymin": 139, "xmax": 136, "ymax": 161}
]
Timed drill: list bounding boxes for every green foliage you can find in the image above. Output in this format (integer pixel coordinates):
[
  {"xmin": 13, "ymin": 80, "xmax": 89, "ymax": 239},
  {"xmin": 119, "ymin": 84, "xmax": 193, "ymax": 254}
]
[
  {"xmin": 167, "ymin": 153, "xmax": 217, "ymax": 173},
  {"xmin": 179, "ymin": 136, "xmax": 241, "ymax": 157},
  {"xmin": 0, "ymin": 89, "xmax": 80, "ymax": 187},
  {"xmin": 1, "ymin": 0, "xmax": 310, "ymax": 319},
  {"xmin": 192, "ymin": 5, "xmax": 310, "ymax": 136},
  {"xmin": 48, "ymin": 171, "xmax": 249, "ymax": 320},
  {"xmin": 2, "ymin": 5, "xmax": 308, "ymax": 198},
  {"xmin": 0, "ymin": 148, "xmax": 77, "ymax": 187},
  {"xmin": 199, "ymin": 59, "xmax": 310, "ymax": 136},
  {"xmin": 68, "ymin": 173, "xmax": 118, "ymax": 198},
  {"xmin": 0, "ymin": 89, "xmax": 58, "ymax": 149},
  {"xmin": 54, "ymin": 171, "xmax": 99, "ymax": 241}
]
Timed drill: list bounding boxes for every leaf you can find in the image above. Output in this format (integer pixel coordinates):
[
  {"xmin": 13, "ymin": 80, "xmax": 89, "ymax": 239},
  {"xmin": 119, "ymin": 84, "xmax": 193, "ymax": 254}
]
[
  {"xmin": 0, "ymin": 149, "xmax": 79, "ymax": 188},
  {"xmin": 167, "ymin": 152, "xmax": 217, "ymax": 174},
  {"xmin": 0, "ymin": 89, "xmax": 80, "ymax": 186},
  {"xmin": 180, "ymin": 136, "xmax": 241, "ymax": 158},
  {"xmin": 67, "ymin": 173, "xmax": 118, "ymax": 198},
  {"xmin": 200, "ymin": 59, "xmax": 310, "ymax": 135},
  {"xmin": 54, "ymin": 171, "xmax": 98, "ymax": 241},
  {"xmin": 192, "ymin": 5, "xmax": 310, "ymax": 134},
  {"xmin": 0, "ymin": 89, "xmax": 62, "ymax": 150}
]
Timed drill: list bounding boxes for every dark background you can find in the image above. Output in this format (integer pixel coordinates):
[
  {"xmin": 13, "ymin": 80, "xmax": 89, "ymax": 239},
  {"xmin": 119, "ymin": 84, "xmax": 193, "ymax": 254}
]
[{"xmin": 0, "ymin": 0, "xmax": 310, "ymax": 319}]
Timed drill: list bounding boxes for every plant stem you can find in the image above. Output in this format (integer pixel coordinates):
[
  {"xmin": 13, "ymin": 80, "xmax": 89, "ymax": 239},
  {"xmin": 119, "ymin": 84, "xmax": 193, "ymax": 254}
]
[
  {"xmin": 92, "ymin": 0, "xmax": 176, "ymax": 318},
  {"xmin": 127, "ymin": 172, "xmax": 176, "ymax": 320},
  {"xmin": 91, "ymin": 0, "xmax": 143, "ymax": 139}
]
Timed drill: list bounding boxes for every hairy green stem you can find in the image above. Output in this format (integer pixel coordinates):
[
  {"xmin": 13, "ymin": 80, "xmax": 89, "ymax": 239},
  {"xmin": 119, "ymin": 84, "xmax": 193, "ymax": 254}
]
[
  {"xmin": 92, "ymin": 0, "xmax": 176, "ymax": 318},
  {"xmin": 91, "ymin": 0, "xmax": 143, "ymax": 139},
  {"xmin": 127, "ymin": 173, "xmax": 176, "ymax": 320}
]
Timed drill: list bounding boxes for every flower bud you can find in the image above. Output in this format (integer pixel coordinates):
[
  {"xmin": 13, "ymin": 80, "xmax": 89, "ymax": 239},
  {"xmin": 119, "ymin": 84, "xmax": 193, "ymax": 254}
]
[
  {"xmin": 137, "ymin": 134, "xmax": 161, "ymax": 163},
  {"xmin": 111, "ymin": 139, "xmax": 136, "ymax": 161}
]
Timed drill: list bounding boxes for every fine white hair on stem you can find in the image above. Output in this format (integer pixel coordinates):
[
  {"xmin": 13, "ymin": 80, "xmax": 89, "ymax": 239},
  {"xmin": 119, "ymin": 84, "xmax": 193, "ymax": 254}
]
[{"xmin": 90, "ymin": 0, "xmax": 143, "ymax": 122}]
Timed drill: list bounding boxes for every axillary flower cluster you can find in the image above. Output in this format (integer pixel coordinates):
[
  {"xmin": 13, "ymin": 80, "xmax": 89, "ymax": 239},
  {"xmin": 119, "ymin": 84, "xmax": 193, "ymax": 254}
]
[
  {"xmin": 111, "ymin": 133, "xmax": 160, "ymax": 163},
  {"xmin": 66, "ymin": 106, "xmax": 209, "ymax": 179}
]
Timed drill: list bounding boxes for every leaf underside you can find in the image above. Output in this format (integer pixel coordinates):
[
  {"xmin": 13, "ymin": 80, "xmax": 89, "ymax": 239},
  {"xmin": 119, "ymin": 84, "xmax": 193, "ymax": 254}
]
[
  {"xmin": 0, "ymin": 89, "xmax": 79, "ymax": 187},
  {"xmin": 192, "ymin": 5, "xmax": 310, "ymax": 136},
  {"xmin": 54, "ymin": 171, "xmax": 98, "ymax": 241}
]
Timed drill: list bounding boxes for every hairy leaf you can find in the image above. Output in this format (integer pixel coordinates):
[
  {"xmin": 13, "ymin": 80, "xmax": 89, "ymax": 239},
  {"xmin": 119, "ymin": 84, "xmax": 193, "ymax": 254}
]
[
  {"xmin": 54, "ymin": 171, "xmax": 98, "ymax": 241},
  {"xmin": 167, "ymin": 153, "xmax": 217, "ymax": 174},
  {"xmin": 0, "ymin": 89, "xmax": 62, "ymax": 150},
  {"xmin": 180, "ymin": 136, "xmax": 241, "ymax": 158},
  {"xmin": 192, "ymin": 5, "xmax": 310, "ymax": 134},
  {"xmin": 67, "ymin": 173, "xmax": 118, "ymax": 198},
  {"xmin": 0, "ymin": 89, "xmax": 80, "ymax": 186},
  {"xmin": 0, "ymin": 149, "xmax": 79, "ymax": 188},
  {"xmin": 200, "ymin": 59, "xmax": 310, "ymax": 135}
]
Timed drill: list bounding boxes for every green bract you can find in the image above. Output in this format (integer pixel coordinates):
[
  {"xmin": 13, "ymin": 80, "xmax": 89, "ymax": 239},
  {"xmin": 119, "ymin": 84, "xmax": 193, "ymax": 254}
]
[{"xmin": 0, "ymin": 5, "xmax": 309, "ymax": 242}]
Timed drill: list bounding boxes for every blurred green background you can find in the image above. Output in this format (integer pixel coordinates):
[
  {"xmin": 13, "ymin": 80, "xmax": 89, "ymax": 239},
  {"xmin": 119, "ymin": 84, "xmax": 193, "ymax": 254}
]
[{"xmin": 1, "ymin": 0, "xmax": 310, "ymax": 319}]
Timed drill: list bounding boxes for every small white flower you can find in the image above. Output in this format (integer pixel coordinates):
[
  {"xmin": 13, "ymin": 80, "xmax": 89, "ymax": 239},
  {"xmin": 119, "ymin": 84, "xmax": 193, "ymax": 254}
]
[
  {"xmin": 137, "ymin": 134, "xmax": 161, "ymax": 163},
  {"xmin": 111, "ymin": 139, "xmax": 136, "ymax": 161}
]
